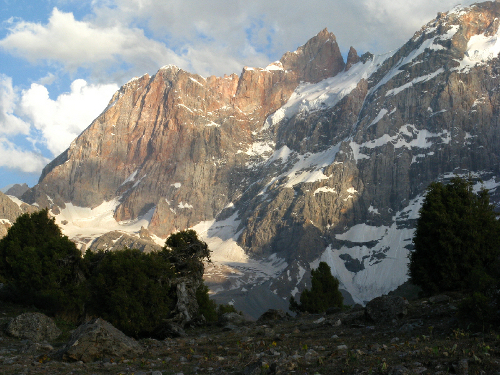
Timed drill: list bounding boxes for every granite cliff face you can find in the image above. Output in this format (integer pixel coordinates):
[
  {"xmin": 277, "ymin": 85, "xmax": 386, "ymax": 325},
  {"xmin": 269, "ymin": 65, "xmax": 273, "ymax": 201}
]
[
  {"xmin": 29, "ymin": 28, "xmax": 344, "ymax": 237},
  {"xmin": 13, "ymin": 2, "xmax": 500, "ymax": 316}
]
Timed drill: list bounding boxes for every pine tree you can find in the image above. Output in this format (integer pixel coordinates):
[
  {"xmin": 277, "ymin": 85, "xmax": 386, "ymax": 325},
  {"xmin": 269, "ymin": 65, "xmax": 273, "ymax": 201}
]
[
  {"xmin": 289, "ymin": 262, "xmax": 343, "ymax": 313},
  {"xmin": 409, "ymin": 177, "xmax": 500, "ymax": 295}
]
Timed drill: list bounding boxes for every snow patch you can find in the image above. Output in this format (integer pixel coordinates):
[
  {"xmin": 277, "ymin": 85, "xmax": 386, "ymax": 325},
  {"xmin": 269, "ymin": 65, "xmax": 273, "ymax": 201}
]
[
  {"xmin": 54, "ymin": 199, "xmax": 155, "ymax": 247},
  {"xmin": 368, "ymin": 109, "xmax": 388, "ymax": 127},
  {"xmin": 121, "ymin": 170, "xmax": 138, "ymax": 186},
  {"xmin": 265, "ymin": 61, "xmax": 284, "ymax": 71},
  {"xmin": 385, "ymin": 68, "xmax": 444, "ymax": 96},
  {"xmin": 350, "ymin": 124, "xmax": 450, "ymax": 162},
  {"xmin": 242, "ymin": 141, "xmax": 275, "ymax": 157},
  {"xmin": 314, "ymin": 187, "xmax": 337, "ymax": 195},
  {"xmin": 335, "ymin": 224, "xmax": 389, "ymax": 242},
  {"xmin": 454, "ymin": 24, "xmax": 500, "ymax": 72},
  {"xmin": 263, "ymin": 53, "xmax": 390, "ymax": 130},
  {"xmin": 5, "ymin": 195, "xmax": 25, "ymax": 208},
  {"xmin": 178, "ymin": 202, "xmax": 193, "ymax": 209},
  {"xmin": 206, "ymin": 121, "xmax": 221, "ymax": 127},
  {"xmin": 189, "ymin": 77, "xmax": 204, "ymax": 86}
]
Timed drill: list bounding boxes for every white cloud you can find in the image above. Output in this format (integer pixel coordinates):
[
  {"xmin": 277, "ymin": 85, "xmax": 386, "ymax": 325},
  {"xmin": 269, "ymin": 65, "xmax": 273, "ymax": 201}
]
[
  {"xmin": 0, "ymin": 7, "xmax": 188, "ymax": 77},
  {"xmin": 91, "ymin": 0, "xmax": 478, "ymax": 75},
  {"xmin": 0, "ymin": 137, "xmax": 49, "ymax": 173},
  {"xmin": 19, "ymin": 79, "xmax": 119, "ymax": 156},
  {"xmin": 0, "ymin": 1, "xmax": 479, "ymax": 81},
  {"xmin": 0, "ymin": 74, "xmax": 30, "ymax": 135}
]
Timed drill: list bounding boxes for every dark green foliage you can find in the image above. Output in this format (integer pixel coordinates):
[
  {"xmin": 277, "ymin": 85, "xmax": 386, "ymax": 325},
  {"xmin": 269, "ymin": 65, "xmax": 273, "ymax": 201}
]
[
  {"xmin": 0, "ymin": 209, "xmax": 84, "ymax": 316},
  {"xmin": 83, "ymin": 248, "xmax": 176, "ymax": 337},
  {"xmin": 458, "ymin": 266, "xmax": 498, "ymax": 324},
  {"xmin": 409, "ymin": 177, "xmax": 500, "ymax": 295},
  {"xmin": 196, "ymin": 282, "xmax": 240, "ymax": 323},
  {"xmin": 163, "ymin": 229, "xmax": 210, "ymax": 277},
  {"xmin": 0, "ymin": 213, "xmax": 229, "ymax": 335},
  {"xmin": 216, "ymin": 302, "xmax": 239, "ymax": 316},
  {"xmin": 196, "ymin": 282, "xmax": 218, "ymax": 322},
  {"xmin": 289, "ymin": 262, "xmax": 343, "ymax": 313}
]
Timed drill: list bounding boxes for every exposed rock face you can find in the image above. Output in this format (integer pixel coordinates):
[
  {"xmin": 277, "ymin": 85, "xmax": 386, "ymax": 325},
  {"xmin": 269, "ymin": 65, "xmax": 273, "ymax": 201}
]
[
  {"xmin": 87, "ymin": 230, "xmax": 161, "ymax": 253},
  {"xmin": 345, "ymin": 47, "xmax": 360, "ymax": 71},
  {"xmin": 0, "ymin": 192, "xmax": 38, "ymax": 239},
  {"xmin": 6, "ymin": 313, "xmax": 61, "ymax": 342},
  {"xmin": 15, "ymin": 2, "xmax": 500, "ymax": 315},
  {"xmin": 55, "ymin": 318, "xmax": 143, "ymax": 362},
  {"xmin": 280, "ymin": 28, "xmax": 345, "ymax": 83},
  {"xmin": 24, "ymin": 29, "xmax": 343, "ymax": 236},
  {"xmin": 4, "ymin": 183, "xmax": 29, "ymax": 198}
]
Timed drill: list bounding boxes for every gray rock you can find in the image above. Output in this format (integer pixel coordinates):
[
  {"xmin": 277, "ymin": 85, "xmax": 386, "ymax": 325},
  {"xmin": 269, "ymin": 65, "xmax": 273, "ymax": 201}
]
[
  {"xmin": 365, "ymin": 296, "xmax": 409, "ymax": 323},
  {"xmin": 55, "ymin": 318, "xmax": 143, "ymax": 362},
  {"xmin": 20, "ymin": 341, "xmax": 54, "ymax": 355},
  {"xmin": 155, "ymin": 322, "xmax": 187, "ymax": 338},
  {"xmin": 429, "ymin": 295, "xmax": 451, "ymax": 304},
  {"xmin": 326, "ymin": 306, "xmax": 342, "ymax": 315},
  {"xmin": 222, "ymin": 323, "xmax": 237, "ymax": 332},
  {"xmin": 389, "ymin": 365, "xmax": 410, "ymax": 375},
  {"xmin": 88, "ymin": 230, "xmax": 161, "ymax": 253},
  {"xmin": 453, "ymin": 359, "xmax": 469, "ymax": 375},
  {"xmin": 6, "ymin": 312, "xmax": 61, "ymax": 342},
  {"xmin": 219, "ymin": 312, "xmax": 246, "ymax": 326},
  {"xmin": 4, "ymin": 183, "xmax": 29, "ymax": 198},
  {"xmin": 257, "ymin": 309, "xmax": 288, "ymax": 322}
]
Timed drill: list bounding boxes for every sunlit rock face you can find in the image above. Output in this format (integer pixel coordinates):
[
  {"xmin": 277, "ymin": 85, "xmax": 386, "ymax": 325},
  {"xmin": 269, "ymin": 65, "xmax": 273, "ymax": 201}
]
[{"xmin": 17, "ymin": 2, "xmax": 500, "ymax": 317}]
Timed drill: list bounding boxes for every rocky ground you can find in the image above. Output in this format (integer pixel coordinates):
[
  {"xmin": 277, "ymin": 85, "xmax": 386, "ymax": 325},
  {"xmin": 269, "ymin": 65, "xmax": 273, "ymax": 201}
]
[{"xmin": 0, "ymin": 293, "xmax": 499, "ymax": 375}]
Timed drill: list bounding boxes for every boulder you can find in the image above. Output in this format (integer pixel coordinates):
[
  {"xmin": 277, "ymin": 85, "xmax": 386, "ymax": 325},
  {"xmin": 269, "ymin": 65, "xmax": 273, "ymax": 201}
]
[
  {"xmin": 154, "ymin": 322, "xmax": 187, "ymax": 338},
  {"xmin": 365, "ymin": 296, "xmax": 409, "ymax": 323},
  {"xmin": 429, "ymin": 295, "xmax": 451, "ymax": 304},
  {"xmin": 257, "ymin": 309, "xmax": 288, "ymax": 322},
  {"xmin": 219, "ymin": 312, "xmax": 246, "ymax": 326},
  {"xmin": 55, "ymin": 318, "xmax": 143, "ymax": 362},
  {"xmin": 6, "ymin": 312, "xmax": 61, "ymax": 342}
]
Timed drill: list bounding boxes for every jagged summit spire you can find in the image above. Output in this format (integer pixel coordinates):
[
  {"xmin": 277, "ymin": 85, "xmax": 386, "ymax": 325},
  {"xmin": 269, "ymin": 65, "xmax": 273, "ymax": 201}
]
[{"xmin": 280, "ymin": 28, "xmax": 345, "ymax": 83}]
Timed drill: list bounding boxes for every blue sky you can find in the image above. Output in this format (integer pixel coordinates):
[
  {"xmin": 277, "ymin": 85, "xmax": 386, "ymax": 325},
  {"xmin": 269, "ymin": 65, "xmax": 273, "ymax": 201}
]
[{"xmin": 0, "ymin": 0, "xmax": 475, "ymax": 190}]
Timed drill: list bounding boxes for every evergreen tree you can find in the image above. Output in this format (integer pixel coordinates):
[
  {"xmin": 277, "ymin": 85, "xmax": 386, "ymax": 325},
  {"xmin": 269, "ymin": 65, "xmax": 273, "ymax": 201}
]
[
  {"xmin": 0, "ymin": 209, "xmax": 85, "ymax": 316},
  {"xmin": 409, "ymin": 177, "xmax": 500, "ymax": 295},
  {"xmin": 289, "ymin": 262, "xmax": 343, "ymax": 313}
]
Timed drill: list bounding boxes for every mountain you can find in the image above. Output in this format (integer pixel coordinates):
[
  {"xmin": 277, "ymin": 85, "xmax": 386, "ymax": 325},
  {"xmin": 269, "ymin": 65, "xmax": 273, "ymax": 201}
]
[{"xmin": 8, "ymin": 1, "xmax": 500, "ymax": 318}]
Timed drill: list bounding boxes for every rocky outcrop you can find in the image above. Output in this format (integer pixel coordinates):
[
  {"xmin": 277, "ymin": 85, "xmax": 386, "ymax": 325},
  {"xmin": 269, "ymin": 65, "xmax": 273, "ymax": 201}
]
[
  {"xmin": 365, "ymin": 296, "xmax": 409, "ymax": 323},
  {"xmin": 88, "ymin": 230, "xmax": 161, "ymax": 253},
  {"xmin": 0, "ymin": 192, "xmax": 38, "ymax": 239},
  {"xmin": 55, "ymin": 318, "xmax": 143, "ymax": 362},
  {"xmin": 4, "ymin": 183, "xmax": 29, "ymax": 198},
  {"xmin": 6, "ymin": 312, "xmax": 61, "ymax": 342},
  {"xmin": 280, "ymin": 28, "xmax": 345, "ymax": 83},
  {"xmin": 345, "ymin": 46, "xmax": 360, "ymax": 71}
]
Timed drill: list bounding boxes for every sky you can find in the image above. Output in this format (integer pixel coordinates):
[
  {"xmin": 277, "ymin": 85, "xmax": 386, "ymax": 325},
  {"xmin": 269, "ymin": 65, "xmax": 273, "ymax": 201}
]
[{"xmin": 0, "ymin": 0, "xmax": 477, "ymax": 190}]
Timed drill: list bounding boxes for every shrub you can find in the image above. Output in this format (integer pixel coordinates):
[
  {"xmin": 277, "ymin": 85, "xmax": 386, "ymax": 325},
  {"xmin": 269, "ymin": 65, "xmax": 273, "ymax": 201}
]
[
  {"xmin": 83, "ymin": 248, "xmax": 176, "ymax": 337},
  {"xmin": 0, "ymin": 213, "xmax": 229, "ymax": 335},
  {"xmin": 0, "ymin": 209, "xmax": 85, "ymax": 317},
  {"xmin": 290, "ymin": 261, "xmax": 343, "ymax": 313},
  {"xmin": 196, "ymin": 282, "xmax": 218, "ymax": 321}
]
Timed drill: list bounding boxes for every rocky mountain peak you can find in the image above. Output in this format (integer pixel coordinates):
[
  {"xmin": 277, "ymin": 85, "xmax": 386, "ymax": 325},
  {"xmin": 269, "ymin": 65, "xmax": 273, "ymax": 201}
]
[
  {"xmin": 280, "ymin": 28, "xmax": 345, "ymax": 83},
  {"xmin": 345, "ymin": 46, "xmax": 360, "ymax": 71}
]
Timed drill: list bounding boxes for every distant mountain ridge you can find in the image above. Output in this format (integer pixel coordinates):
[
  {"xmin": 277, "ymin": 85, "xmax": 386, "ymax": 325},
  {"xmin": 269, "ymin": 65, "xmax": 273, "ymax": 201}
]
[{"xmin": 5, "ymin": 1, "xmax": 500, "ymax": 317}]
